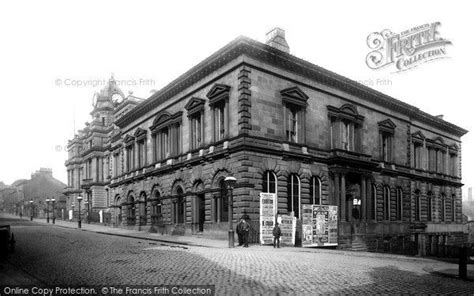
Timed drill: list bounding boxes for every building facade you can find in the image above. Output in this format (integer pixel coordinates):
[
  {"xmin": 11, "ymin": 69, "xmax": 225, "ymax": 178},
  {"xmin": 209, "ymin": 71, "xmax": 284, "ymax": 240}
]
[{"xmin": 64, "ymin": 29, "xmax": 467, "ymax": 254}]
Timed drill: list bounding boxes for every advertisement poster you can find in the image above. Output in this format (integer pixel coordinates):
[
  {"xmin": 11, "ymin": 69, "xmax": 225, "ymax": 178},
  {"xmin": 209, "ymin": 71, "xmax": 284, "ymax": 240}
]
[
  {"xmin": 302, "ymin": 205, "xmax": 338, "ymax": 247},
  {"xmin": 259, "ymin": 193, "xmax": 276, "ymax": 245},
  {"xmin": 279, "ymin": 214, "xmax": 296, "ymax": 246}
]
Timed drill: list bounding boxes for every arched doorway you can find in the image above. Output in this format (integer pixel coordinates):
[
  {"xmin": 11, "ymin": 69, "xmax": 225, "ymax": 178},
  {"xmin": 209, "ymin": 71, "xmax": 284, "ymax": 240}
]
[
  {"xmin": 139, "ymin": 192, "xmax": 147, "ymax": 226},
  {"xmin": 127, "ymin": 193, "xmax": 136, "ymax": 226},
  {"xmin": 176, "ymin": 186, "xmax": 185, "ymax": 224},
  {"xmin": 114, "ymin": 195, "xmax": 122, "ymax": 226}
]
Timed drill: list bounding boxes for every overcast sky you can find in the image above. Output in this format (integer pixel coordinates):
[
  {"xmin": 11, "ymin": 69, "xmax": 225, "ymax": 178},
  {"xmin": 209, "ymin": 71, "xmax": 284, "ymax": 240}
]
[{"xmin": 0, "ymin": 0, "xmax": 472, "ymax": 198}]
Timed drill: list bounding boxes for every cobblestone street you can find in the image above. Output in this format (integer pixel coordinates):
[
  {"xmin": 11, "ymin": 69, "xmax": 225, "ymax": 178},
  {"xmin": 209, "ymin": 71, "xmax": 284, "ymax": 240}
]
[{"xmin": 1, "ymin": 216, "xmax": 473, "ymax": 295}]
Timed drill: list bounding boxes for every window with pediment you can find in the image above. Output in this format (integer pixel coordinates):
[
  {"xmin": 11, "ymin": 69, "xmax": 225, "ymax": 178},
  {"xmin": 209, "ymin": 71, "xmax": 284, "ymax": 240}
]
[
  {"xmin": 207, "ymin": 84, "xmax": 230, "ymax": 143},
  {"xmin": 327, "ymin": 104, "xmax": 364, "ymax": 152},
  {"xmin": 426, "ymin": 137, "xmax": 447, "ymax": 174},
  {"xmin": 378, "ymin": 119, "xmax": 396, "ymax": 162},
  {"xmin": 448, "ymin": 144, "xmax": 458, "ymax": 177},
  {"xmin": 281, "ymin": 87, "xmax": 308, "ymax": 144},
  {"xmin": 151, "ymin": 112, "xmax": 183, "ymax": 161},
  {"xmin": 124, "ymin": 134, "xmax": 135, "ymax": 172},
  {"xmin": 185, "ymin": 97, "xmax": 205, "ymax": 150},
  {"xmin": 134, "ymin": 128, "xmax": 147, "ymax": 168},
  {"xmin": 411, "ymin": 131, "xmax": 425, "ymax": 169}
]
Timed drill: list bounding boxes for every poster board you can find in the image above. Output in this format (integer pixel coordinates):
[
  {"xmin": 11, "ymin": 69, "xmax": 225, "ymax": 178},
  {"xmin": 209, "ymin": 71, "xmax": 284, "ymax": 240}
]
[
  {"xmin": 302, "ymin": 205, "xmax": 338, "ymax": 247},
  {"xmin": 259, "ymin": 193, "xmax": 276, "ymax": 245},
  {"xmin": 279, "ymin": 214, "xmax": 296, "ymax": 246}
]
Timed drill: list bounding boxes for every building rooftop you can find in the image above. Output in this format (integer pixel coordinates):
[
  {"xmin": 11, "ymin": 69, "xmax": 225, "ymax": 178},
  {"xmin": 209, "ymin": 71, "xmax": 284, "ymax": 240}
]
[{"xmin": 115, "ymin": 34, "xmax": 467, "ymax": 137}]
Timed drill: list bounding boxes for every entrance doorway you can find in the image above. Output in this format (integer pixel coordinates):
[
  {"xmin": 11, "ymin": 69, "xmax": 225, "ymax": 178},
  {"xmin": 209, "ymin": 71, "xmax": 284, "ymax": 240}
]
[{"xmin": 197, "ymin": 194, "xmax": 205, "ymax": 232}]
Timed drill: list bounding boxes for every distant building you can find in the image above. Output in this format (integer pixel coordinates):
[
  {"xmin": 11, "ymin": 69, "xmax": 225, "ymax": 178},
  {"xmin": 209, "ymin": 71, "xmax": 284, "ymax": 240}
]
[
  {"xmin": 64, "ymin": 78, "xmax": 143, "ymax": 222},
  {"xmin": 65, "ymin": 29, "xmax": 467, "ymax": 255},
  {"xmin": 0, "ymin": 168, "xmax": 66, "ymax": 218}
]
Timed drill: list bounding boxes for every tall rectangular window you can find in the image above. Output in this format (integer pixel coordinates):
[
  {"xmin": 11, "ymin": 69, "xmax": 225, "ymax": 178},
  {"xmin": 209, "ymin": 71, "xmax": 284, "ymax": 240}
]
[
  {"xmin": 287, "ymin": 174, "xmax": 300, "ymax": 218},
  {"xmin": 137, "ymin": 139, "xmax": 145, "ymax": 168},
  {"xmin": 427, "ymin": 192, "xmax": 433, "ymax": 221},
  {"xmin": 450, "ymin": 153, "xmax": 457, "ymax": 176},
  {"xmin": 190, "ymin": 114, "xmax": 202, "ymax": 150},
  {"xmin": 88, "ymin": 159, "xmax": 92, "ymax": 179},
  {"xmin": 126, "ymin": 145, "xmax": 134, "ymax": 171},
  {"xmin": 309, "ymin": 177, "xmax": 321, "ymax": 205},
  {"xmin": 214, "ymin": 103, "xmax": 226, "ymax": 142},
  {"xmin": 160, "ymin": 127, "xmax": 169, "ymax": 159},
  {"xmin": 172, "ymin": 123, "xmax": 181, "ymax": 156},
  {"xmin": 286, "ymin": 107, "xmax": 298, "ymax": 143},
  {"xmin": 113, "ymin": 153, "xmax": 119, "ymax": 177},
  {"xmin": 413, "ymin": 143, "xmax": 422, "ymax": 169},
  {"xmin": 381, "ymin": 133, "xmax": 392, "ymax": 162}
]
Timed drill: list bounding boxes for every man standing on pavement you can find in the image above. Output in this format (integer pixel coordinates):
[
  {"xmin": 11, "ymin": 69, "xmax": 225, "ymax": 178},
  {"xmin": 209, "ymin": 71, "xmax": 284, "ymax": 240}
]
[
  {"xmin": 236, "ymin": 218, "xmax": 244, "ymax": 246},
  {"xmin": 273, "ymin": 222, "xmax": 281, "ymax": 248},
  {"xmin": 242, "ymin": 219, "xmax": 250, "ymax": 248}
]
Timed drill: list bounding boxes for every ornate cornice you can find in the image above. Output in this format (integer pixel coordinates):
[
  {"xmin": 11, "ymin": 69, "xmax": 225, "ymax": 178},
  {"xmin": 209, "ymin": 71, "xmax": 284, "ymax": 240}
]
[{"xmin": 114, "ymin": 36, "xmax": 467, "ymax": 137}]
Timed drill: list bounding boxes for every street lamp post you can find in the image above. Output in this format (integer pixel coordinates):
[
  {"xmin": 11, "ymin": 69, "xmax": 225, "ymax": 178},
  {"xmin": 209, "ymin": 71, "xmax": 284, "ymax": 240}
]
[
  {"xmin": 77, "ymin": 196, "xmax": 83, "ymax": 228},
  {"xmin": 29, "ymin": 200, "xmax": 34, "ymax": 221},
  {"xmin": 224, "ymin": 176, "xmax": 237, "ymax": 248},
  {"xmin": 51, "ymin": 198, "xmax": 56, "ymax": 224},
  {"xmin": 46, "ymin": 199, "xmax": 50, "ymax": 223}
]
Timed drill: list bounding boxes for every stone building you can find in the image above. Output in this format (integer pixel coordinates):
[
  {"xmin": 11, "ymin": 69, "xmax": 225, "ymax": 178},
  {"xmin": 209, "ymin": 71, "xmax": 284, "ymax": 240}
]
[
  {"xmin": 1, "ymin": 168, "xmax": 66, "ymax": 219},
  {"xmin": 64, "ymin": 29, "xmax": 467, "ymax": 253}
]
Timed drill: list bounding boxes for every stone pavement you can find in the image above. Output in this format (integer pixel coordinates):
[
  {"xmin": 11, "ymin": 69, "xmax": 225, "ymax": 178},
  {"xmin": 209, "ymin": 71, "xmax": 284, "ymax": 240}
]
[{"xmin": 3, "ymin": 213, "xmax": 474, "ymax": 286}]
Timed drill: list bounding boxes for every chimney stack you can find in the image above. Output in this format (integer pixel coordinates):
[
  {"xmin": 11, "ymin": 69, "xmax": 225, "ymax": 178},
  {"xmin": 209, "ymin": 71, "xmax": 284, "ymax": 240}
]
[
  {"xmin": 436, "ymin": 114, "xmax": 444, "ymax": 120},
  {"xmin": 265, "ymin": 27, "xmax": 290, "ymax": 54}
]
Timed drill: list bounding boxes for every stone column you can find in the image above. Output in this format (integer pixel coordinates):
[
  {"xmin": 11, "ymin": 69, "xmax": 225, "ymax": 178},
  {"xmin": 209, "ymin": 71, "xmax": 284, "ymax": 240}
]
[
  {"xmin": 366, "ymin": 178, "xmax": 372, "ymax": 220},
  {"xmin": 361, "ymin": 176, "xmax": 366, "ymax": 221},
  {"xmin": 216, "ymin": 195, "xmax": 221, "ymax": 223},
  {"xmin": 341, "ymin": 174, "xmax": 346, "ymax": 222},
  {"xmin": 334, "ymin": 173, "xmax": 340, "ymax": 218}
]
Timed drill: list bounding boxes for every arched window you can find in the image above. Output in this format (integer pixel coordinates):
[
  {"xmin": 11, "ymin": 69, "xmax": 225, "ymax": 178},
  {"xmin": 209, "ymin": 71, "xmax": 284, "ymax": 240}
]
[
  {"xmin": 139, "ymin": 192, "xmax": 147, "ymax": 226},
  {"xmin": 309, "ymin": 176, "xmax": 321, "ymax": 205},
  {"xmin": 414, "ymin": 190, "xmax": 421, "ymax": 221},
  {"xmin": 396, "ymin": 188, "xmax": 403, "ymax": 221},
  {"xmin": 287, "ymin": 174, "xmax": 301, "ymax": 218},
  {"xmin": 127, "ymin": 194, "xmax": 136, "ymax": 226},
  {"xmin": 440, "ymin": 193, "xmax": 446, "ymax": 222},
  {"xmin": 219, "ymin": 179, "xmax": 229, "ymax": 222},
  {"xmin": 151, "ymin": 190, "xmax": 162, "ymax": 225},
  {"xmin": 174, "ymin": 187, "xmax": 185, "ymax": 224},
  {"xmin": 427, "ymin": 192, "xmax": 433, "ymax": 221},
  {"xmin": 262, "ymin": 171, "xmax": 277, "ymax": 194},
  {"xmin": 383, "ymin": 186, "xmax": 390, "ymax": 221}
]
